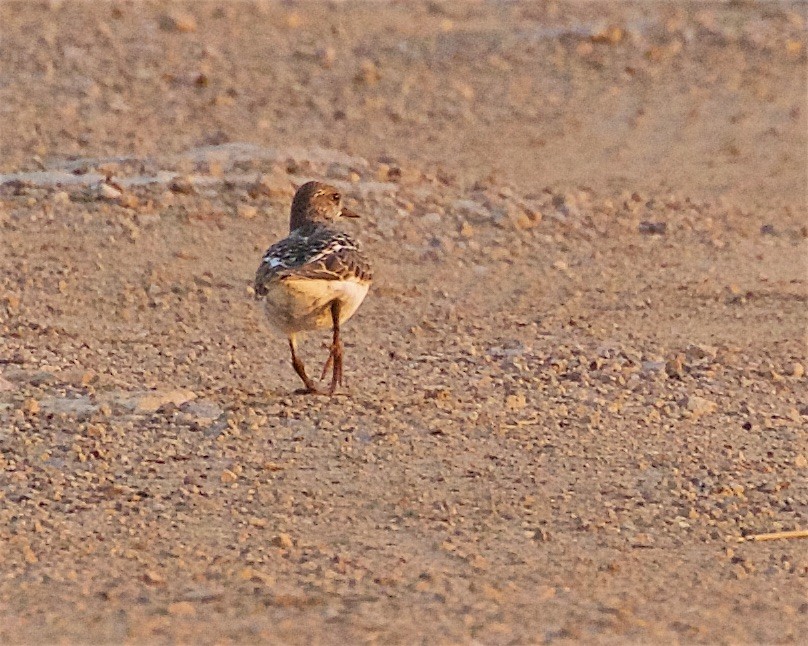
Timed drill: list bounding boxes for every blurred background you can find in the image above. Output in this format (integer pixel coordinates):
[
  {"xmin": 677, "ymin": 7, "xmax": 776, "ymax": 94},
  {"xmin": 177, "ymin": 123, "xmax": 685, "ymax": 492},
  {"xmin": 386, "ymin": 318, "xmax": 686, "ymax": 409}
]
[{"xmin": 1, "ymin": 0, "xmax": 805, "ymax": 200}]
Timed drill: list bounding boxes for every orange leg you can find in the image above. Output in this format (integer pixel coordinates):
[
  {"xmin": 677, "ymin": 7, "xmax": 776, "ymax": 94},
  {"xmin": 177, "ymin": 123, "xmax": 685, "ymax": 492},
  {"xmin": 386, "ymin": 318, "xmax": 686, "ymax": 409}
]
[
  {"xmin": 289, "ymin": 335, "xmax": 319, "ymax": 394},
  {"xmin": 319, "ymin": 301, "xmax": 344, "ymax": 395}
]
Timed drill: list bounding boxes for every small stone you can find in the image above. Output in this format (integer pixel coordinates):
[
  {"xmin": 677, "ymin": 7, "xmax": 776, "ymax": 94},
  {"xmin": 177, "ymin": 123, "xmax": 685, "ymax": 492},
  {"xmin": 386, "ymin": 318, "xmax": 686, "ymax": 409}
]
[
  {"xmin": 552, "ymin": 259, "xmax": 568, "ymax": 271},
  {"xmin": 591, "ymin": 25, "xmax": 624, "ymax": 44},
  {"xmin": 3, "ymin": 293, "xmax": 21, "ymax": 313},
  {"xmin": 160, "ymin": 13, "xmax": 197, "ymax": 33},
  {"xmin": 81, "ymin": 370, "xmax": 99, "ymax": 386},
  {"xmin": 271, "ymin": 533, "xmax": 293, "ymax": 548},
  {"xmin": 239, "ymin": 568, "xmax": 274, "ymax": 585},
  {"xmin": 685, "ymin": 344, "xmax": 718, "ymax": 362},
  {"xmin": 512, "ymin": 211, "xmax": 535, "ymax": 230},
  {"xmin": 684, "ymin": 395, "xmax": 717, "ymax": 417},
  {"xmin": 53, "ymin": 190, "xmax": 70, "ymax": 204},
  {"xmin": 169, "ymin": 176, "xmax": 195, "ymax": 194},
  {"xmin": 285, "ymin": 11, "xmax": 302, "ymax": 28},
  {"xmin": 143, "ymin": 570, "xmax": 166, "ymax": 585},
  {"xmin": 23, "ymin": 398, "xmax": 40, "ymax": 414},
  {"xmin": 98, "ymin": 182, "xmax": 122, "ymax": 201},
  {"xmin": 355, "ymin": 59, "xmax": 380, "ymax": 85},
  {"xmin": 786, "ymin": 39, "xmax": 803, "ymax": 56},
  {"xmin": 794, "ymin": 455, "xmax": 808, "ymax": 469},
  {"xmin": 533, "ymin": 528, "xmax": 551, "ymax": 542},
  {"xmin": 167, "ymin": 601, "xmax": 196, "ymax": 616},
  {"xmin": 61, "ymin": 368, "xmax": 99, "ymax": 386},
  {"xmin": 790, "ymin": 362, "xmax": 804, "ymax": 379},
  {"xmin": 469, "ymin": 554, "xmax": 488, "ymax": 570},
  {"xmin": 137, "ymin": 390, "xmax": 196, "ymax": 413},
  {"xmin": 537, "ymin": 586, "xmax": 556, "ymax": 600},
  {"xmin": 505, "ymin": 393, "xmax": 527, "ymax": 410},
  {"xmin": 237, "ymin": 203, "xmax": 258, "ymax": 219},
  {"xmin": 0, "ymin": 375, "xmax": 15, "ymax": 391},
  {"xmin": 632, "ymin": 532, "xmax": 655, "ymax": 548},
  {"xmin": 117, "ymin": 193, "xmax": 139, "ymax": 209},
  {"xmin": 181, "ymin": 587, "xmax": 224, "ymax": 602},
  {"xmin": 248, "ymin": 517, "xmax": 268, "ymax": 528},
  {"xmin": 639, "ymin": 221, "xmax": 667, "ymax": 235},
  {"xmin": 318, "ymin": 46, "xmax": 336, "ymax": 68},
  {"xmin": 220, "ymin": 469, "xmax": 238, "ymax": 484},
  {"xmin": 665, "ymin": 354, "xmax": 685, "ymax": 378},
  {"xmin": 22, "ymin": 544, "xmax": 38, "ymax": 564}
]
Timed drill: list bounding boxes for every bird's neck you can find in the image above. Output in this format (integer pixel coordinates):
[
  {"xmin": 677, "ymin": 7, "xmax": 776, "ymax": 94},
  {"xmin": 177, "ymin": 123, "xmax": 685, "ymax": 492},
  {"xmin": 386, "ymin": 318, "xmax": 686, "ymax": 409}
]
[{"xmin": 289, "ymin": 220, "xmax": 335, "ymax": 236}]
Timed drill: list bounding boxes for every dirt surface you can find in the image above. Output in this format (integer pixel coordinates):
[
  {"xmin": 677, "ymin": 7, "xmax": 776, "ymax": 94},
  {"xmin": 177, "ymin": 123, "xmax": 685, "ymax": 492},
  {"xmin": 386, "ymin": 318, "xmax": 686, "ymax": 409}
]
[{"xmin": 1, "ymin": 1, "xmax": 806, "ymax": 643}]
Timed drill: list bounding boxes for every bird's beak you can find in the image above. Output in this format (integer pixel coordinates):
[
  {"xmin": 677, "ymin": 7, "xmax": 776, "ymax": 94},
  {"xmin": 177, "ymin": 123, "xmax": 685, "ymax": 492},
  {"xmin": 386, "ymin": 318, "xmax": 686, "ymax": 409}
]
[{"xmin": 341, "ymin": 207, "xmax": 360, "ymax": 219}]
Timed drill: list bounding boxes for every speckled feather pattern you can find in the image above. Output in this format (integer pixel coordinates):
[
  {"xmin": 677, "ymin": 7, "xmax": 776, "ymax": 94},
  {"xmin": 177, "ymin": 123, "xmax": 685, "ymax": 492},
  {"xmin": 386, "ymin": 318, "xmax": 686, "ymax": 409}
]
[{"xmin": 254, "ymin": 222, "xmax": 372, "ymax": 297}]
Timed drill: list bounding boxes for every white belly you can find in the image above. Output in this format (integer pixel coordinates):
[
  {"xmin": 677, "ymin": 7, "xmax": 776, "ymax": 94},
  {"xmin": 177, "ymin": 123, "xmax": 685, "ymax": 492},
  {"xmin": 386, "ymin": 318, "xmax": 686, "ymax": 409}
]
[{"xmin": 261, "ymin": 278, "xmax": 370, "ymax": 335}]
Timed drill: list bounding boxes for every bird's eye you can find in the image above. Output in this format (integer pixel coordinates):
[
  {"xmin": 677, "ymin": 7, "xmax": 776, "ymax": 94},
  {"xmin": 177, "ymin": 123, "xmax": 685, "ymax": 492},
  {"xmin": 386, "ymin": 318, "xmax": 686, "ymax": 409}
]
[{"xmin": 332, "ymin": 193, "xmax": 340, "ymax": 202}]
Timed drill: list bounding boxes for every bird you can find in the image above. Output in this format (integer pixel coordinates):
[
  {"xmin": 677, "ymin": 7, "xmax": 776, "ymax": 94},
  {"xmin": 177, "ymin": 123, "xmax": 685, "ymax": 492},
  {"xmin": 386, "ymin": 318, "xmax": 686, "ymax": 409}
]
[{"xmin": 254, "ymin": 181, "xmax": 372, "ymax": 395}]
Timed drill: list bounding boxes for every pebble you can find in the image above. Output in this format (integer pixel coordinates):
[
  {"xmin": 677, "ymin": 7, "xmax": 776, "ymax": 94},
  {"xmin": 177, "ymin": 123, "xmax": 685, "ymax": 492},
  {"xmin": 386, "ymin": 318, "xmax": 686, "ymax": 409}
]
[
  {"xmin": 638, "ymin": 221, "xmax": 667, "ymax": 235},
  {"xmin": 220, "ymin": 469, "xmax": 238, "ymax": 483},
  {"xmin": 271, "ymin": 533, "xmax": 294, "ymax": 549},
  {"xmin": 144, "ymin": 571, "xmax": 166, "ymax": 586},
  {"xmin": 22, "ymin": 398, "xmax": 40, "ymax": 414},
  {"xmin": 631, "ymin": 532, "xmax": 655, "ymax": 548},
  {"xmin": 161, "ymin": 13, "xmax": 197, "ymax": 33},
  {"xmin": 317, "ymin": 46, "xmax": 336, "ymax": 68},
  {"xmin": 60, "ymin": 367, "xmax": 99, "ymax": 386},
  {"xmin": 97, "ymin": 182, "xmax": 122, "ymax": 201},
  {"xmin": 665, "ymin": 355, "xmax": 685, "ymax": 378},
  {"xmin": 53, "ymin": 190, "xmax": 70, "ymax": 204},
  {"xmin": 685, "ymin": 344, "xmax": 718, "ymax": 362},
  {"xmin": 505, "ymin": 393, "xmax": 527, "ymax": 410},
  {"xmin": 237, "ymin": 203, "xmax": 258, "ymax": 219},
  {"xmin": 533, "ymin": 528, "xmax": 551, "ymax": 542},
  {"xmin": 355, "ymin": 59, "xmax": 380, "ymax": 85},
  {"xmin": 169, "ymin": 176, "xmax": 196, "ymax": 194},
  {"xmin": 591, "ymin": 25, "xmax": 625, "ymax": 45},
  {"xmin": 684, "ymin": 395, "xmax": 717, "ymax": 417},
  {"xmin": 167, "ymin": 601, "xmax": 197, "ymax": 617}
]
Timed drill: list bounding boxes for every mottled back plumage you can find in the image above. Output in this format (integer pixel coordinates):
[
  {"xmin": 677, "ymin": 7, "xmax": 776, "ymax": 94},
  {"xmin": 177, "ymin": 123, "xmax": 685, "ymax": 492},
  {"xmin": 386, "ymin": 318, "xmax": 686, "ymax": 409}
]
[{"xmin": 254, "ymin": 223, "xmax": 372, "ymax": 296}]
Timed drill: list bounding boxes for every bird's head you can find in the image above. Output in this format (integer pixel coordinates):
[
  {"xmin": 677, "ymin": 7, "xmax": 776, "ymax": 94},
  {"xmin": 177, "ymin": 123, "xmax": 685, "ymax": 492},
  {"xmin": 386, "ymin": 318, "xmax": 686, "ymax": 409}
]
[{"xmin": 289, "ymin": 181, "xmax": 359, "ymax": 231}]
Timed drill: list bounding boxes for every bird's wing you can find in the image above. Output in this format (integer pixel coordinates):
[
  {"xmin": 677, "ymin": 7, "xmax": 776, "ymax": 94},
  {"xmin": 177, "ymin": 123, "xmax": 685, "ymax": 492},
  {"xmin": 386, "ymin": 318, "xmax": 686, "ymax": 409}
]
[{"xmin": 255, "ymin": 227, "xmax": 371, "ymax": 297}]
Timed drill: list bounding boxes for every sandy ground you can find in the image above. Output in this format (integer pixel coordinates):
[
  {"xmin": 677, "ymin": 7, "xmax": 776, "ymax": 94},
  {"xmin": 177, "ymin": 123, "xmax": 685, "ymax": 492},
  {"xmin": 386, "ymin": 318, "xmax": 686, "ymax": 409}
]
[{"xmin": 0, "ymin": 1, "xmax": 806, "ymax": 643}]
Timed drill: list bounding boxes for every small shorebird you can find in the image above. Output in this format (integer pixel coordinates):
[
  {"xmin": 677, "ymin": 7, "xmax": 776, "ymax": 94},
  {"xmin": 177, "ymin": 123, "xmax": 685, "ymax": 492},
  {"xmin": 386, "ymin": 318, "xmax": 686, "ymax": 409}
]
[{"xmin": 255, "ymin": 181, "xmax": 372, "ymax": 394}]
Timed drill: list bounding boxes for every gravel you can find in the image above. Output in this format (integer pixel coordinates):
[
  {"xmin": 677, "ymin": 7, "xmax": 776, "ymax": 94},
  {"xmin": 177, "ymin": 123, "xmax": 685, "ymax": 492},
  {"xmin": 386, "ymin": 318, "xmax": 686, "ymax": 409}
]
[{"xmin": 0, "ymin": 1, "xmax": 806, "ymax": 644}]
